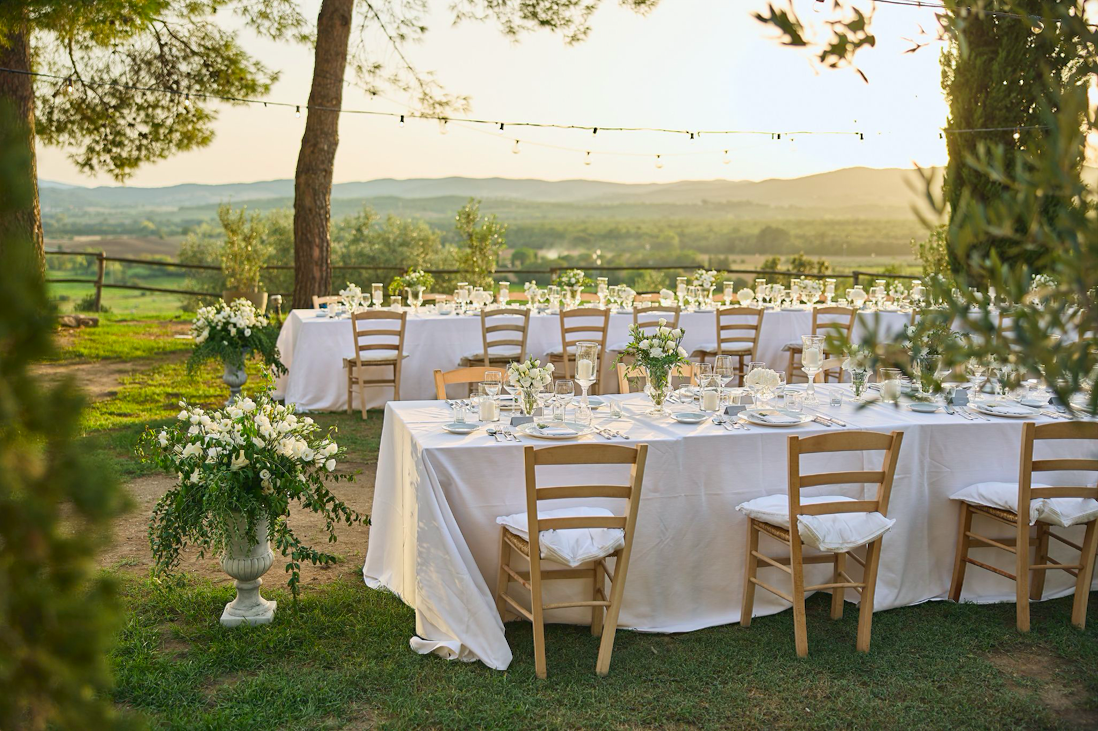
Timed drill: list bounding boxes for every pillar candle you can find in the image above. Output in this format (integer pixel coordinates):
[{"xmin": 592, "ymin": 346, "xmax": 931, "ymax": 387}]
[
  {"xmin": 576, "ymin": 359, "xmax": 595, "ymax": 381},
  {"xmin": 702, "ymin": 389, "xmax": 720, "ymax": 411},
  {"xmin": 803, "ymin": 347, "xmax": 822, "ymax": 369}
]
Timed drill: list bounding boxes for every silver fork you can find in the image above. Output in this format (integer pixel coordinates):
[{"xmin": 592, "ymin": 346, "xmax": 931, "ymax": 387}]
[{"xmin": 961, "ymin": 406, "xmax": 987, "ymax": 421}]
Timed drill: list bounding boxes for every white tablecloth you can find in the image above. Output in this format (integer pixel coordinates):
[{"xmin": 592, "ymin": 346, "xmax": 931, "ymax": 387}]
[
  {"xmin": 362, "ymin": 391, "xmax": 1096, "ymax": 670},
  {"xmin": 275, "ymin": 307, "xmax": 911, "ymax": 412}
]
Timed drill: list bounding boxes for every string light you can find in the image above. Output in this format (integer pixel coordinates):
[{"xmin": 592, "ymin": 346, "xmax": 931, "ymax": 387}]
[
  {"xmin": 592, "ymin": 127, "xmax": 598, "ymax": 135},
  {"xmin": 398, "ymin": 114, "xmax": 404, "ymax": 127},
  {"xmin": 498, "ymin": 122, "xmax": 505, "ymax": 134},
  {"xmin": 655, "ymin": 154, "xmax": 663, "ymax": 169},
  {"xmin": 512, "ymin": 139, "xmax": 520, "ymax": 154},
  {"xmin": 722, "ymin": 150, "xmax": 730, "ymax": 164},
  {"xmin": 295, "ymin": 105, "xmax": 301, "ymax": 118},
  {"xmin": 584, "ymin": 151, "xmax": 591, "ymax": 166},
  {"xmin": 439, "ymin": 119, "xmax": 448, "ymax": 135},
  {"xmin": 65, "ymin": 77, "xmax": 73, "ymax": 94},
  {"xmin": 1013, "ymin": 129, "xmax": 1021, "ymax": 141}
]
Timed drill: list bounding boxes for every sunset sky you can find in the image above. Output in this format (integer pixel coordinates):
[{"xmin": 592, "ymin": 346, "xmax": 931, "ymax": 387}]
[{"xmin": 37, "ymin": 0, "xmax": 952, "ymax": 187}]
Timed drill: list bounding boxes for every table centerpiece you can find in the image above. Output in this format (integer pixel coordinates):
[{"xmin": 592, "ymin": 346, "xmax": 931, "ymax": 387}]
[
  {"xmin": 554, "ymin": 268, "xmax": 592, "ymax": 307},
  {"xmin": 390, "ymin": 269, "xmax": 434, "ymax": 311},
  {"xmin": 506, "ymin": 357, "xmax": 555, "ymax": 415},
  {"xmin": 615, "ymin": 318, "xmax": 689, "ymax": 414},
  {"xmin": 189, "ymin": 298, "xmax": 287, "ymax": 404}
]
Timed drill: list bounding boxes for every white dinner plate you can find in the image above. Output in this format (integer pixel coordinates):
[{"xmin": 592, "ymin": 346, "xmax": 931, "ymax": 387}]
[
  {"xmin": 572, "ymin": 395, "xmax": 606, "ymax": 409},
  {"xmin": 742, "ymin": 408, "xmax": 814, "ymax": 427},
  {"xmin": 670, "ymin": 411, "xmax": 709, "ymax": 424},
  {"xmin": 971, "ymin": 401, "xmax": 1039, "ymax": 419},
  {"xmin": 1020, "ymin": 396, "xmax": 1050, "ymax": 408},
  {"xmin": 517, "ymin": 421, "xmax": 596, "ymax": 440},
  {"xmin": 442, "ymin": 422, "xmax": 479, "ymax": 434},
  {"xmin": 908, "ymin": 401, "xmax": 941, "ymax": 413}
]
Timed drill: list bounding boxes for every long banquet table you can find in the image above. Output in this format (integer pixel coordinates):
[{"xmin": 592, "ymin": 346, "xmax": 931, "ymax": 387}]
[
  {"xmin": 362, "ymin": 389, "xmax": 1097, "ymax": 671},
  {"xmin": 275, "ymin": 306, "xmax": 912, "ymax": 411}
]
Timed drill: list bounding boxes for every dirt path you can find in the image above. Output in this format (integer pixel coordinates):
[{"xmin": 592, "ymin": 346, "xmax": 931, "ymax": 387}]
[
  {"xmin": 33, "ymin": 352, "xmax": 186, "ymax": 402},
  {"xmin": 102, "ymin": 462, "xmax": 376, "ymax": 588}
]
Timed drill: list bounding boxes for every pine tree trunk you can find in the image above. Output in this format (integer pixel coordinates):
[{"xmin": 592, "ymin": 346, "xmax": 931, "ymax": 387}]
[
  {"xmin": 292, "ymin": 0, "xmax": 354, "ymax": 309},
  {"xmin": 0, "ymin": 23, "xmax": 45, "ymax": 277}
]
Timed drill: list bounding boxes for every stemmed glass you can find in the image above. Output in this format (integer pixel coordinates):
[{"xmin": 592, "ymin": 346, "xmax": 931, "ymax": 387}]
[
  {"xmin": 693, "ymin": 361, "xmax": 713, "ymax": 408},
  {"xmin": 503, "ymin": 379, "xmax": 520, "ymax": 415},
  {"xmin": 573, "ymin": 342, "xmax": 599, "ymax": 425},
  {"xmin": 371, "ymin": 283, "xmax": 384, "ymax": 309},
  {"xmin": 553, "ymin": 379, "xmax": 575, "ymax": 422},
  {"xmin": 483, "ymin": 369, "xmax": 502, "ymax": 403},
  {"xmin": 714, "ymin": 354, "xmax": 735, "ymax": 405},
  {"xmin": 745, "ymin": 361, "xmax": 766, "ymax": 405},
  {"xmin": 968, "ymin": 358, "xmax": 987, "ymax": 402},
  {"xmin": 801, "ymin": 335, "xmax": 825, "ymax": 404}
]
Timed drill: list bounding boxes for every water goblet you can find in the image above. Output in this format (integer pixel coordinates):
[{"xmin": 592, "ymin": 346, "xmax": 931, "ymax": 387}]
[
  {"xmin": 714, "ymin": 354, "xmax": 735, "ymax": 403},
  {"xmin": 554, "ymin": 379, "xmax": 575, "ymax": 422}
]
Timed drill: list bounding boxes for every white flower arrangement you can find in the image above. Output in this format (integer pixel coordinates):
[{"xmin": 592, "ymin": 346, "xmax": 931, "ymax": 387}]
[
  {"xmin": 737, "ymin": 287, "xmax": 755, "ymax": 304},
  {"xmin": 744, "ymin": 367, "xmax": 780, "ymax": 392},
  {"xmin": 692, "ymin": 269, "xmax": 718, "ymax": 290},
  {"xmin": 507, "ymin": 357, "xmax": 555, "ymax": 413},
  {"xmin": 339, "ymin": 282, "xmax": 364, "ymax": 311},
  {"xmin": 801, "ymin": 279, "xmax": 823, "ymax": 303},
  {"xmin": 842, "ymin": 348, "xmax": 873, "ymax": 374},
  {"xmin": 555, "ymin": 269, "xmax": 592, "ymax": 288},
  {"xmin": 524, "ymin": 280, "xmax": 539, "ymax": 296},
  {"xmin": 189, "ymin": 298, "xmax": 285, "ymax": 374},
  {"xmin": 617, "ymin": 318, "xmax": 688, "ymax": 388},
  {"xmin": 139, "ymin": 388, "xmax": 361, "ymax": 597},
  {"xmin": 889, "ymin": 280, "xmax": 907, "ymax": 299},
  {"xmin": 389, "ymin": 268, "xmax": 435, "ymax": 296}
]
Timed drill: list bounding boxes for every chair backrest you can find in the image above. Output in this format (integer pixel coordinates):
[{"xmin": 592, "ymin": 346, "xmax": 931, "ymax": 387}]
[
  {"xmin": 313, "ymin": 295, "xmax": 340, "ymax": 308},
  {"xmin": 434, "ymin": 366, "xmax": 495, "ymax": 399},
  {"xmin": 812, "ymin": 306, "xmax": 856, "ymax": 339},
  {"xmin": 350, "ymin": 310, "xmax": 407, "ymax": 366},
  {"xmin": 1019, "ymin": 421, "xmax": 1098, "ymax": 504},
  {"xmin": 715, "ymin": 306, "xmax": 765, "ymax": 356},
  {"xmin": 558, "ymin": 308, "xmax": 611, "ymax": 379},
  {"xmin": 506, "ymin": 291, "xmax": 529, "ymax": 302},
  {"xmin": 633, "ymin": 305, "xmax": 681, "ymax": 331},
  {"xmin": 523, "ymin": 443, "xmax": 648, "ymax": 571},
  {"xmin": 786, "ymin": 431, "xmax": 904, "ymax": 530},
  {"xmin": 616, "ymin": 362, "xmax": 696, "ymax": 393},
  {"xmin": 633, "ymin": 293, "xmax": 661, "ymax": 303},
  {"xmin": 424, "ymin": 292, "xmax": 452, "ymax": 302},
  {"xmin": 480, "ymin": 308, "xmax": 530, "ymax": 366},
  {"xmin": 578, "ymin": 292, "xmax": 600, "ymax": 302},
  {"xmin": 812, "ymin": 357, "xmax": 845, "ymax": 382}
]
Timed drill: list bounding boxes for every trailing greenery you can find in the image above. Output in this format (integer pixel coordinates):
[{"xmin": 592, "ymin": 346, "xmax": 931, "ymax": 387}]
[
  {"xmin": 137, "ymin": 388, "xmax": 364, "ymax": 598},
  {"xmin": 188, "ymin": 298, "xmax": 285, "ymax": 374},
  {"xmin": 0, "ymin": 105, "xmax": 131, "ymax": 730},
  {"xmin": 218, "ymin": 204, "xmax": 267, "ymax": 293}
]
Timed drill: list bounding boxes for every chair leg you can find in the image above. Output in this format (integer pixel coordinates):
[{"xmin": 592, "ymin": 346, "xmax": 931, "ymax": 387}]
[
  {"xmin": 1070, "ymin": 520, "xmax": 1098, "ymax": 629},
  {"xmin": 360, "ymin": 374, "xmax": 368, "ymax": 420},
  {"xmin": 786, "ymin": 350, "xmax": 798, "ymax": 384},
  {"xmin": 494, "ymin": 529, "xmax": 511, "ymax": 622},
  {"xmin": 530, "ymin": 564, "xmax": 548, "ymax": 679},
  {"xmin": 856, "ymin": 539, "xmax": 884, "ymax": 653},
  {"xmin": 1016, "ymin": 520, "xmax": 1031, "ymax": 632},
  {"xmin": 831, "ymin": 552, "xmax": 846, "ymax": 620},
  {"xmin": 346, "ymin": 370, "xmax": 353, "ymax": 415},
  {"xmin": 592, "ymin": 559, "xmax": 605, "ymax": 637},
  {"xmin": 392, "ymin": 362, "xmax": 401, "ymax": 401},
  {"xmin": 596, "ymin": 553, "xmax": 627, "ymax": 677},
  {"xmin": 791, "ymin": 548, "xmax": 809, "ymax": 658},
  {"xmin": 948, "ymin": 503, "xmax": 973, "ymax": 602},
  {"xmin": 741, "ymin": 521, "xmax": 759, "ymax": 627},
  {"xmin": 1031, "ymin": 523, "xmax": 1050, "ymax": 601}
]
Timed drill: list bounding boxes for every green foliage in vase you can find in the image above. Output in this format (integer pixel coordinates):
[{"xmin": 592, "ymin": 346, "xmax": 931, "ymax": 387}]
[
  {"xmin": 0, "ymin": 104, "xmax": 132, "ymax": 730},
  {"xmin": 388, "ymin": 268, "xmax": 435, "ymax": 296},
  {"xmin": 218, "ymin": 204, "xmax": 267, "ymax": 293},
  {"xmin": 614, "ymin": 320, "xmax": 689, "ymax": 394},
  {"xmin": 188, "ymin": 298, "xmax": 285, "ymax": 374},
  {"xmin": 137, "ymin": 387, "xmax": 364, "ymax": 598},
  {"xmin": 455, "ymin": 198, "xmax": 507, "ymax": 288}
]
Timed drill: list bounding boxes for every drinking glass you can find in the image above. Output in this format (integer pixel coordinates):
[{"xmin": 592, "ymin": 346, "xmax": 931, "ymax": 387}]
[
  {"xmin": 879, "ymin": 367, "xmax": 903, "ymax": 404},
  {"xmin": 774, "ymin": 370, "xmax": 787, "ymax": 400},
  {"xmin": 699, "ymin": 374, "xmax": 721, "ymax": 412},
  {"xmin": 372, "ymin": 283, "xmax": 384, "ymax": 309},
  {"xmin": 800, "ymin": 335, "xmax": 825, "ymax": 404},
  {"xmin": 483, "ymin": 370, "xmax": 502, "ymax": 398},
  {"xmin": 609, "ymin": 398, "xmax": 624, "ymax": 419},
  {"xmin": 754, "ymin": 278, "xmax": 767, "ymax": 302},
  {"xmin": 676, "ymin": 276, "xmax": 688, "ymax": 303},
  {"xmin": 451, "ymin": 401, "xmax": 467, "ymax": 424},
  {"xmin": 390, "ymin": 296, "xmax": 402, "ymax": 311},
  {"xmin": 787, "ymin": 392, "xmax": 805, "ymax": 413},
  {"xmin": 828, "ymin": 389, "xmax": 844, "ymax": 407},
  {"xmin": 553, "ymin": 379, "xmax": 575, "ymax": 422},
  {"xmin": 714, "ymin": 354, "xmax": 735, "ymax": 403},
  {"xmin": 574, "ymin": 342, "xmax": 599, "ymax": 424},
  {"xmin": 503, "ymin": 382, "xmax": 520, "ymax": 414},
  {"xmin": 968, "ymin": 358, "xmax": 987, "ymax": 402}
]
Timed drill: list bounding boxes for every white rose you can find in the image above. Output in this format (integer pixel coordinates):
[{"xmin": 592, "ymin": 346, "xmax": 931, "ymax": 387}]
[
  {"xmin": 230, "ymin": 451, "xmax": 249, "ymax": 471},
  {"xmin": 325, "ymin": 459, "xmax": 337, "ymax": 472},
  {"xmin": 181, "ymin": 443, "xmax": 202, "ymax": 458},
  {"xmin": 677, "ymin": 346, "xmax": 688, "ymax": 358}
]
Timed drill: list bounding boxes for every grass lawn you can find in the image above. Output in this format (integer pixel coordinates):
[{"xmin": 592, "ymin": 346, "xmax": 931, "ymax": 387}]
[{"xmin": 54, "ymin": 317, "xmax": 1098, "ymax": 729}]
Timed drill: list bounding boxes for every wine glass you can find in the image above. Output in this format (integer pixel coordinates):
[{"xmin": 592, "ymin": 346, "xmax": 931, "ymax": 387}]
[
  {"xmin": 714, "ymin": 354, "xmax": 735, "ymax": 402},
  {"xmin": 574, "ymin": 342, "xmax": 599, "ymax": 425},
  {"xmin": 503, "ymin": 380, "xmax": 520, "ymax": 415},
  {"xmin": 968, "ymin": 358, "xmax": 987, "ymax": 402},
  {"xmin": 554, "ymin": 379, "xmax": 575, "ymax": 422},
  {"xmin": 483, "ymin": 370, "xmax": 502, "ymax": 399},
  {"xmin": 693, "ymin": 361, "xmax": 713, "ymax": 407}
]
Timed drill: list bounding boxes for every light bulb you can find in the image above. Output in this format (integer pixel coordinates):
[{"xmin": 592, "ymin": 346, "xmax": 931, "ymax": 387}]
[
  {"xmin": 65, "ymin": 78, "xmax": 73, "ymax": 94},
  {"xmin": 655, "ymin": 155, "xmax": 663, "ymax": 169},
  {"xmin": 722, "ymin": 150, "xmax": 730, "ymax": 165},
  {"xmin": 399, "ymin": 114, "xmax": 404, "ymax": 128},
  {"xmin": 295, "ymin": 105, "xmax": 301, "ymax": 118},
  {"xmin": 498, "ymin": 122, "xmax": 504, "ymax": 134},
  {"xmin": 584, "ymin": 151, "xmax": 591, "ymax": 166},
  {"xmin": 1013, "ymin": 130, "xmax": 1021, "ymax": 141},
  {"xmin": 512, "ymin": 139, "xmax": 520, "ymax": 154},
  {"xmin": 592, "ymin": 127, "xmax": 598, "ymax": 136},
  {"xmin": 439, "ymin": 119, "xmax": 448, "ymax": 135}
]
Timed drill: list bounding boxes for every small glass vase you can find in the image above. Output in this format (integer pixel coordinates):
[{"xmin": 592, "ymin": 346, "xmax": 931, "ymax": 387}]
[
  {"xmin": 644, "ymin": 369, "xmax": 672, "ymax": 415},
  {"xmin": 519, "ymin": 389, "xmax": 540, "ymax": 416},
  {"xmin": 850, "ymin": 370, "xmax": 869, "ymax": 401}
]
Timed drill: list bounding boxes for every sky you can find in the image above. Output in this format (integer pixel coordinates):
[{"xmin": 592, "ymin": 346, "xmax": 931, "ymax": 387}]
[{"xmin": 36, "ymin": 0, "xmax": 953, "ymax": 187}]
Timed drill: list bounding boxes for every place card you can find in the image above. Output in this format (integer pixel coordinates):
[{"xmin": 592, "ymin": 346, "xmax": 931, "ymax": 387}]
[
  {"xmin": 510, "ymin": 415, "xmax": 538, "ymax": 426},
  {"xmin": 724, "ymin": 404, "xmax": 747, "ymax": 417},
  {"xmin": 951, "ymin": 389, "xmax": 969, "ymax": 406}
]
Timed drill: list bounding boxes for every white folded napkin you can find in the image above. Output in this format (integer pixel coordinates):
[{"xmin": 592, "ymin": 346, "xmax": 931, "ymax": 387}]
[
  {"xmin": 537, "ymin": 425, "xmax": 577, "ymax": 436},
  {"xmin": 981, "ymin": 401, "xmax": 1036, "ymax": 416},
  {"xmin": 752, "ymin": 409, "xmax": 801, "ymax": 424}
]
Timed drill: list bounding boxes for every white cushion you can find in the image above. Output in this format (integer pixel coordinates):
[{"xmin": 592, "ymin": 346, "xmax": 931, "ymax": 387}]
[
  {"xmin": 736, "ymin": 494, "xmax": 895, "ymax": 552},
  {"xmin": 781, "ymin": 341, "xmax": 802, "ymax": 352},
  {"xmin": 951, "ymin": 481, "xmax": 1098, "ymax": 527},
  {"xmin": 545, "ymin": 346, "xmax": 577, "ymax": 357},
  {"xmin": 344, "ymin": 352, "xmax": 408, "ymax": 364},
  {"xmin": 462, "ymin": 347, "xmax": 522, "ymax": 361},
  {"xmin": 496, "ymin": 507, "xmax": 625, "ymax": 567}
]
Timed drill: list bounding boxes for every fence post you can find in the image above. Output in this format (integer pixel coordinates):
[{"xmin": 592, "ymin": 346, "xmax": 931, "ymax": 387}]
[
  {"xmin": 94, "ymin": 251, "xmax": 106, "ymax": 312},
  {"xmin": 851, "ymin": 270, "xmax": 861, "ymax": 287}
]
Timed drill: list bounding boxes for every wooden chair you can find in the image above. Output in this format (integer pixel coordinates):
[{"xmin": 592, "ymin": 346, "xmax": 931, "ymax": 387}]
[
  {"xmin": 343, "ymin": 310, "xmax": 408, "ymax": 419},
  {"xmin": 460, "ymin": 308, "xmax": 530, "ymax": 368},
  {"xmin": 785, "ymin": 306, "xmax": 856, "ymax": 383},
  {"xmin": 616, "ymin": 362, "xmax": 697, "ymax": 394},
  {"xmin": 547, "ymin": 308, "xmax": 610, "ymax": 394},
  {"xmin": 632, "ymin": 293, "xmax": 661, "ymax": 304},
  {"xmin": 495, "ymin": 443, "xmax": 648, "ymax": 678},
  {"xmin": 948, "ymin": 421, "xmax": 1098, "ymax": 631},
  {"xmin": 312, "ymin": 295, "xmax": 341, "ymax": 309},
  {"xmin": 433, "ymin": 366, "xmax": 497, "ymax": 400},
  {"xmin": 691, "ymin": 306, "xmax": 765, "ymax": 386},
  {"xmin": 741, "ymin": 430, "xmax": 904, "ymax": 657},
  {"xmin": 424, "ymin": 292, "xmax": 452, "ymax": 303}
]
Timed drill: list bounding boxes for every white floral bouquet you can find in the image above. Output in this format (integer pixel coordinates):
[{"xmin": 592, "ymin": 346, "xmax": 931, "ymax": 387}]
[
  {"xmin": 507, "ymin": 357, "xmax": 555, "ymax": 414},
  {"xmin": 737, "ymin": 287, "xmax": 755, "ymax": 305},
  {"xmin": 842, "ymin": 346, "xmax": 874, "ymax": 398},
  {"xmin": 139, "ymin": 388, "xmax": 362, "ymax": 597},
  {"xmin": 339, "ymin": 282, "xmax": 364, "ymax": 311},
  {"xmin": 744, "ymin": 367, "xmax": 781, "ymax": 392},
  {"xmin": 189, "ymin": 298, "xmax": 285, "ymax": 374},
  {"xmin": 616, "ymin": 319, "xmax": 688, "ymax": 404},
  {"xmin": 524, "ymin": 280, "xmax": 539, "ymax": 297},
  {"xmin": 889, "ymin": 280, "xmax": 907, "ymax": 300},
  {"xmin": 801, "ymin": 279, "xmax": 823, "ymax": 303},
  {"xmin": 692, "ymin": 269, "xmax": 718, "ymax": 290},
  {"xmin": 555, "ymin": 269, "xmax": 592, "ymax": 289},
  {"xmin": 389, "ymin": 268, "xmax": 434, "ymax": 295}
]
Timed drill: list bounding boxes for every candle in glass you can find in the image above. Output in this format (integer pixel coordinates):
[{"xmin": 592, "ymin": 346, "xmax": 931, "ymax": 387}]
[
  {"xmin": 574, "ymin": 342, "xmax": 598, "ymax": 425},
  {"xmin": 701, "ymin": 375, "xmax": 720, "ymax": 412},
  {"xmin": 372, "ymin": 283, "xmax": 384, "ymax": 309},
  {"xmin": 880, "ymin": 368, "xmax": 902, "ymax": 404},
  {"xmin": 801, "ymin": 335, "xmax": 825, "ymax": 404}
]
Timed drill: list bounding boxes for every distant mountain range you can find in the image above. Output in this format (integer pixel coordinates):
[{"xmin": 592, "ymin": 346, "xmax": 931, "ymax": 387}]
[{"xmin": 39, "ymin": 167, "xmax": 941, "ymax": 216}]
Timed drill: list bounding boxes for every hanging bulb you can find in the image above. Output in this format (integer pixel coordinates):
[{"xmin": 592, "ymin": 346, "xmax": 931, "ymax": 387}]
[
  {"xmin": 859, "ymin": 132, "xmax": 864, "ymax": 141},
  {"xmin": 584, "ymin": 151, "xmax": 592, "ymax": 166},
  {"xmin": 722, "ymin": 150, "xmax": 730, "ymax": 165},
  {"xmin": 512, "ymin": 139, "xmax": 521, "ymax": 154},
  {"xmin": 655, "ymin": 155, "xmax": 663, "ymax": 169},
  {"xmin": 498, "ymin": 122, "xmax": 505, "ymax": 134},
  {"xmin": 65, "ymin": 77, "xmax": 74, "ymax": 94},
  {"xmin": 813, "ymin": 0, "xmax": 825, "ymax": 12},
  {"xmin": 592, "ymin": 127, "xmax": 598, "ymax": 136},
  {"xmin": 776, "ymin": 133, "xmax": 781, "ymax": 140},
  {"xmin": 1013, "ymin": 129, "xmax": 1021, "ymax": 141},
  {"xmin": 295, "ymin": 105, "xmax": 301, "ymax": 118},
  {"xmin": 399, "ymin": 114, "xmax": 404, "ymax": 128},
  {"xmin": 1031, "ymin": 19, "xmax": 1044, "ymax": 34},
  {"xmin": 439, "ymin": 119, "xmax": 448, "ymax": 135},
  {"xmin": 689, "ymin": 132, "xmax": 695, "ymax": 141},
  {"xmin": 939, "ymin": 132, "xmax": 944, "ymax": 140}
]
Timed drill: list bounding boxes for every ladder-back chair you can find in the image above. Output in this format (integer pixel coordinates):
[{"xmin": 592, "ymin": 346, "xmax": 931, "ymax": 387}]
[
  {"xmin": 460, "ymin": 308, "xmax": 530, "ymax": 368},
  {"xmin": 433, "ymin": 366, "xmax": 496, "ymax": 400},
  {"xmin": 785, "ymin": 306, "xmax": 856, "ymax": 383},
  {"xmin": 547, "ymin": 308, "xmax": 610, "ymax": 393},
  {"xmin": 343, "ymin": 310, "xmax": 408, "ymax": 419},
  {"xmin": 691, "ymin": 306, "xmax": 765, "ymax": 385}
]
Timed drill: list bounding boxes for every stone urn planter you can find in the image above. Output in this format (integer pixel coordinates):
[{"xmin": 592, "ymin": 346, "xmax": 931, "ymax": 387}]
[
  {"xmin": 219, "ymin": 513, "xmax": 277, "ymax": 627},
  {"xmin": 223, "ymin": 360, "xmax": 248, "ymax": 406},
  {"xmin": 223, "ymin": 289, "xmax": 269, "ymax": 313}
]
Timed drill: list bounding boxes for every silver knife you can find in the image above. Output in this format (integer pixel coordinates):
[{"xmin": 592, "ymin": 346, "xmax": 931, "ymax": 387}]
[{"xmin": 812, "ymin": 416, "xmax": 833, "ymax": 427}]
